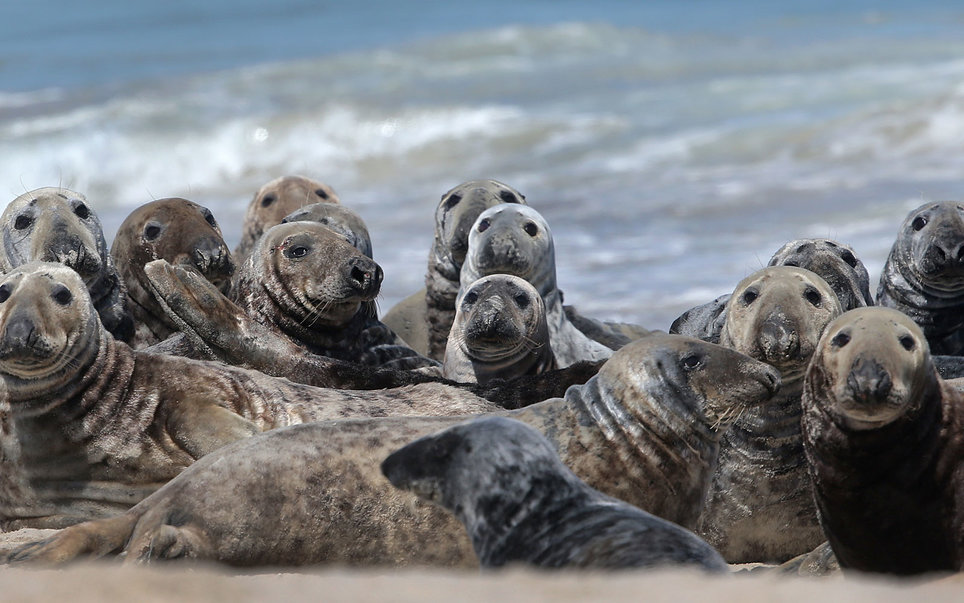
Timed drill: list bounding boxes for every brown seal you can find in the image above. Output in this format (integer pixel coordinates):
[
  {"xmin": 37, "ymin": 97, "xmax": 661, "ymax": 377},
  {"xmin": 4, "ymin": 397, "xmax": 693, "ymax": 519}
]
[
  {"xmin": 234, "ymin": 175, "xmax": 340, "ymax": 263},
  {"xmin": 698, "ymin": 266, "xmax": 842, "ymax": 563},
  {"xmin": 0, "ymin": 187, "xmax": 133, "ymax": 341},
  {"xmin": 382, "ymin": 416, "xmax": 728, "ymax": 572},
  {"xmin": 280, "ymin": 202, "xmax": 373, "ymax": 258},
  {"xmin": 109, "ymin": 197, "xmax": 234, "ymax": 348},
  {"xmin": 6, "ymin": 333, "xmax": 779, "ymax": 567},
  {"xmin": 0, "ymin": 262, "xmax": 499, "ymax": 530},
  {"xmin": 382, "ymin": 179, "xmax": 525, "ymax": 360},
  {"xmin": 803, "ymin": 306, "xmax": 964, "ymax": 575}
]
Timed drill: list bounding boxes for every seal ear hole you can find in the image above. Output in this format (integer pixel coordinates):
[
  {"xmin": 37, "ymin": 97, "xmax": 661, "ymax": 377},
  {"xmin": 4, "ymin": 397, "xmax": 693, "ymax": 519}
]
[
  {"xmin": 443, "ymin": 193, "xmax": 462, "ymax": 210},
  {"xmin": 804, "ymin": 287, "xmax": 822, "ymax": 307},
  {"xmin": 680, "ymin": 353, "xmax": 704, "ymax": 371},
  {"xmin": 51, "ymin": 285, "xmax": 72, "ymax": 306},
  {"xmin": 462, "ymin": 291, "xmax": 479, "ymax": 306},
  {"xmin": 899, "ymin": 335, "xmax": 916, "ymax": 351},
  {"xmin": 284, "ymin": 245, "xmax": 310, "ymax": 259},
  {"xmin": 912, "ymin": 216, "xmax": 928, "ymax": 231},
  {"xmin": 144, "ymin": 223, "xmax": 162, "ymax": 241},
  {"xmin": 260, "ymin": 194, "xmax": 276, "ymax": 208},
  {"xmin": 742, "ymin": 289, "xmax": 758, "ymax": 306},
  {"xmin": 523, "ymin": 222, "xmax": 539, "ymax": 237},
  {"xmin": 0, "ymin": 284, "xmax": 10, "ymax": 303},
  {"xmin": 477, "ymin": 219, "xmax": 490, "ymax": 233},
  {"xmin": 13, "ymin": 215, "xmax": 33, "ymax": 231},
  {"xmin": 830, "ymin": 332, "xmax": 851, "ymax": 348},
  {"xmin": 314, "ymin": 188, "xmax": 330, "ymax": 200},
  {"xmin": 840, "ymin": 250, "xmax": 858, "ymax": 268},
  {"xmin": 73, "ymin": 203, "xmax": 90, "ymax": 220}
]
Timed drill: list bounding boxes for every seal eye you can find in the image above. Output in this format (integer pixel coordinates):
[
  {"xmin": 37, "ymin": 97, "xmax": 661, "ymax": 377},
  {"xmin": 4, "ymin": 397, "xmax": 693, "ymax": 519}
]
[
  {"xmin": 284, "ymin": 245, "xmax": 310, "ymax": 259},
  {"xmin": 315, "ymin": 188, "xmax": 330, "ymax": 200},
  {"xmin": 73, "ymin": 203, "xmax": 90, "ymax": 220},
  {"xmin": 899, "ymin": 335, "xmax": 915, "ymax": 351},
  {"xmin": 463, "ymin": 291, "xmax": 479, "ymax": 306},
  {"xmin": 499, "ymin": 190, "xmax": 519, "ymax": 204},
  {"xmin": 742, "ymin": 289, "xmax": 758, "ymax": 306},
  {"xmin": 261, "ymin": 194, "xmax": 276, "ymax": 208},
  {"xmin": 681, "ymin": 353, "xmax": 704, "ymax": 371},
  {"xmin": 912, "ymin": 216, "xmax": 927, "ymax": 231},
  {"xmin": 523, "ymin": 222, "xmax": 539, "ymax": 237},
  {"xmin": 144, "ymin": 223, "xmax": 162, "ymax": 241},
  {"xmin": 202, "ymin": 209, "xmax": 218, "ymax": 229},
  {"xmin": 804, "ymin": 286, "xmax": 822, "ymax": 307},
  {"xmin": 14, "ymin": 214, "xmax": 33, "ymax": 230},
  {"xmin": 840, "ymin": 250, "xmax": 858, "ymax": 268},
  {"xmin": 477, "ymin": 219, "xmax": 490, "ymax": 233},
  {"xmin": 443, "ymin": 193, "xmax": 462, "ymax": 210},
  {"xmin": 0, "ymin": 284, "xmax": 10, "ymax": 303},
  {"xmin": 513, "ymin": 293, "xmax": 530, "ymax": 309},
  {"xmin": 831, "ymin": 332, "xmax": 851, "ymax": 348},
  {"xmin": 51, "ymin": 285, "xmax": 72, "ymax": 306}
]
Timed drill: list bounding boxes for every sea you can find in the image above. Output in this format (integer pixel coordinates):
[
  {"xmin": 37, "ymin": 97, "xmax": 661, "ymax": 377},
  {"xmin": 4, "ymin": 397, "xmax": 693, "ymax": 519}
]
[{"xmin": 3, "ymin": 0, "xmax": 964, "ymax": 330}]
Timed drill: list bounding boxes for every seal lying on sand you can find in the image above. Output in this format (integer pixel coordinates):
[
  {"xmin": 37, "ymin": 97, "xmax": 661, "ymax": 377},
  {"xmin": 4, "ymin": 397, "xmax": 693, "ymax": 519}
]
[
  {"xmin": 443, "ymin": 275, "xmax": 555, "ymax": 384},
  {"xmin": 803, "ymin": 306, "xmax": 964, "ymax": 575},
  {"xmin": 0, "ymin": 187, "xmax": 133, "ymax": 341},
  {"xmin": 877, "ymin": 201, "xmax": 964, "ymax": 355},
  {"xmin": 280, "ymin": 202, "xmax": 373, "ymax": 258},
  {"xmin": 110, "ymin": 197, "xmax": 234, "ymax": 348},
  {"xmin": 0, "ymin": 262, "xmax": 499, "ymax": 530},
  {"xmin": 382, "ymin": 416, "xmax": 729, "ymax": 572},
  {"xmin": 234, "ymin": 175, "xmax": 340, "ymax": 263},
  {"xmin": 382, "ymin": 180, "xmax": 525, "ymax": 360},
  {"xmin": 698, "ymin": 267, "xmax": 841, "ymax": 563},
  {"xmin": 461, "ymin": 204, "xmax": 613, "ymax": 366},
  {"xmin": 6, "ymin": 334, "xmax": 779, "ymax": 567}
]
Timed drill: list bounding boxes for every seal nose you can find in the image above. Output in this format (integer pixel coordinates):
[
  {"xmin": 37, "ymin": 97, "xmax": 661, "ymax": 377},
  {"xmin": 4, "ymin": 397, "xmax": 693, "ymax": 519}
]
[
  {"xmin": 846, "ymin": 357, "xmax": 893, "ymax": 404},
  {"xmin": 192, "ymin": 238, "xmax": 235, "ymax": 277},
  {"xmin": 3, "ymin": 315, "xmax": 37, "ymax": 349},
  {"xmin": 346, "ymin": 257, "xmax": 383, "ymax": 297},
  {"xmin": 759, "ymin": 313, "xmax": 800, "ymax": 361}
]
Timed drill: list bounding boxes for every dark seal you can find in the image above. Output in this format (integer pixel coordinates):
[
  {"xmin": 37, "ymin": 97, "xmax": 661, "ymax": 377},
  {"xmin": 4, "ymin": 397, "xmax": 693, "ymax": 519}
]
[{"xmin": 769, "ymin": 238, "xmax": 873, "ymax": 311}]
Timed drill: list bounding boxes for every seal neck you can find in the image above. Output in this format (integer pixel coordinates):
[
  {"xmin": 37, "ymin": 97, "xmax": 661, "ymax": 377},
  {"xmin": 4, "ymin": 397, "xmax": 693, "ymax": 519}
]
[{"xmin": 721, "ymin": 375, "xmax": 806, "ymax": 470}]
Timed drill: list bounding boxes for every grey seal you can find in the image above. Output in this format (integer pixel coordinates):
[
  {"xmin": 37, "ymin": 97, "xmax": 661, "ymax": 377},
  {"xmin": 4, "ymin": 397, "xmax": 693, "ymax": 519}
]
[
  {"xmin": 381, "ymin": 416, "xmax": 729, "ymax": 572},
  {"xmin": 769, "ymin": 238, "xmax": 873, "ymax": 311},
  {"xmin": 280, "ymin": 202, "xmax": 373, "ymax": 258}
]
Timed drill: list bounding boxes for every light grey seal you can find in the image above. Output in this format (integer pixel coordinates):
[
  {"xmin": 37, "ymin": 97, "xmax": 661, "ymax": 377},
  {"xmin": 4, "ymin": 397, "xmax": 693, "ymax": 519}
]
[
  {"xmin": 0, "ymin": 187, "xmax": 133, "ymax": 341},
  {"xmin": 6, "ymin": 333, "xmax": 779, "ymax": 567},
  {"xmin": 381, "ymin": 416, "xmax": 729, "ymax": 572}
]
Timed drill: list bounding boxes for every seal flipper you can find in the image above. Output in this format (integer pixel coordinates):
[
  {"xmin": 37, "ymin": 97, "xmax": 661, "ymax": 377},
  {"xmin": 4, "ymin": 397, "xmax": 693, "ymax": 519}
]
[
  {"xmin": 165, "ymin": 400, "xmax": 262, "ymax": 460},
  {"xmin": 5, "ymin": 513, "xmax": 139, "ymax": 564},
  {"xmin": 126, "ymin": 522, "xmax": 213, "ymax": 564}
]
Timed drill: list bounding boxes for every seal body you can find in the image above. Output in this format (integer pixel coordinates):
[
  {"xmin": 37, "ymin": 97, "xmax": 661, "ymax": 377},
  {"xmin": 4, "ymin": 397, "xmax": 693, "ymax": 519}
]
[
  {"xmin": 769, "ymin": 238, "xmax": 873, "ymax": 311},
  {"xmin": 0, "ymin": 187, "xmax": 133, "ymax": 341},
  {"xmin": 461, "ymin": 204, "xmax": 613, "ymax": 367},
  {"xmin": 234, "ymin": 175, "xmax": 340, "ymax": 262},
  {"xmin": 803, "ymin": 306, "xmax": 964, "ymax": 575},
  {"xmin": 698, "ymin": 266, "xmax": 841, "ymax": 563},
  {"xmin": 876, "ymin": 201, "xmax": 964, "ymax": 355},
  {"xmin": 0, "ymin": 262, "xmax": 498, "ymax": 530},
  {"xmin": 280, "ymin": 202, "xmax": 373, "ymax": 258},
  {"xmin": 443, "ymin": 275, "xmax": 555, "ymax": 384},
  {"xmin": 382, "ymin": 416, "xmax": 728, "ymax": 572},
  {"xmin": 7, "ymin": 334, "xmax": 780, "ymax": 567},
  {"xmin": 110, "ymin": 197, "xmax": 234, "ymax": 348},
  {"xmin": 382, "ymin": 179, "xmax": 525, "ymax": 360}
]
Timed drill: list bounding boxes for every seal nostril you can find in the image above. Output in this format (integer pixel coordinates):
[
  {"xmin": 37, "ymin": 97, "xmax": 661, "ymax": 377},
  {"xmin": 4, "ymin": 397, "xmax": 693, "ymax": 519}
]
[{"xmin": 350, "ymin": 266, "xmax": 367, "ymax": 285}]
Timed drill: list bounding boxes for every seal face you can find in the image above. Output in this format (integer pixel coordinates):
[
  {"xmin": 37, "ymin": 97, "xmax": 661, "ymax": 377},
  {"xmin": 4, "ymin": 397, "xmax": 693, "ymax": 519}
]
[
  {"xmin": 382, "ymin": 179, "xmax": 526, "ymax": 360},
  {"xmin": 381, "ymin": 416, "xmax": 729, "ymax": 572},
  {"xmin": 803, "ymin": 307, "xmax": 964, "ymax": 574},
  {"xmin": 699, "ymin": 266, "xmax": 841, "ymax": 563},
  {"xmin": 235, "ymin": 175, "xmax": 340, "ymax": 262},
  {"xmin": 110, "ymin": 197, "xmax": 234, "ymax": 348},
  {"xmin": 443, "ymin": 275, "xmax": 555, "ymax": 384},
  {"xmin": 769, "ymin": 238, "xmax": 873, "ymax": 311},
  {"xmin": 280, "ymin": 202, "xmax": 373, "ymax": 258},
  {"xmin": 0, "ymin": 187, "xmax": 133, "ymax": 341},
  {"xmin": 461, "ymin": 204, "xmax": 613, "ymax": 367},
  {"xmin": 876, "ymin": 201, "xmax": 964, "ymax": 355}
]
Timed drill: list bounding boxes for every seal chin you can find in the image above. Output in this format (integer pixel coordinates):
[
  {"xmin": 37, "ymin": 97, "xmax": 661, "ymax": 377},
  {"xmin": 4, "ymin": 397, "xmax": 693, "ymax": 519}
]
[{"xmin": 834, "ymin": 393, "xmax": 908, "ymax": 431}]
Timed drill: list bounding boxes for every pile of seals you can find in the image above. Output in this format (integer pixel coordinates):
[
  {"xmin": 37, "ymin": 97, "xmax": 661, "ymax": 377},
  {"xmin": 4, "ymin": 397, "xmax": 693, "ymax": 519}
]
[{"xmin": 2, "ymin": 181, "xmax": 964, "ymax": 579}]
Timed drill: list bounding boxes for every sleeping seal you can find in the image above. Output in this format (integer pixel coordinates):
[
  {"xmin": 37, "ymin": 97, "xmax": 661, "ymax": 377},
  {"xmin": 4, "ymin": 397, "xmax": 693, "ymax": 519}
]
[
  {"xmin": 6, "ymin": 333, "xmax": 779, "ymax": 567},
  {"xmin": 803, "ymin": 306, "xmax": 964, "ymax": 575},
  {"xmin": 381, "ymin": 416, "xmax": 728, "ymax": 572},
  {"xmin": 0, "ymin": 187, "xmax": 133, "ymax": 341}
]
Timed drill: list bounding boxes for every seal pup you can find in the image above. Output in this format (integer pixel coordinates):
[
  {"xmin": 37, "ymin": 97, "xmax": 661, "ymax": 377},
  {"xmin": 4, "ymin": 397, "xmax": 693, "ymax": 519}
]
[
  {"xmin": 110, "ymin": 197, "xmax": 234, "ymax": 349},
  {"xmin": 877, "ymin": 201, "xmax": 964, "ymax": 355},
  {"xmin": 234, "ymin": 175, "xmax": 340, "ymax": 263},
  {"xmin": 698, "ymin": 266, "xmax": 842, "ymax": 563},
  {"xmin": 0, "ymin": 187, "xmax": 133, "ymax": 342},
  {"xmin": 461, "ymin": 204, "xmax": 613, "ymax": 367},
  {"xmin": 803, "ymin": 306, "xmax": 964, "ymax": 575},
  {"xmin": 0, "ymin": 262, "xmax": 500, "ymax": 529},
  {"xmin": 382, "ymin": 179, "xmax": 525, "ymax": 360},
  {"xmin": 769, "ymin": 238, "xmax": 874, "ymax": 311},
  {"xmin": 381, "ymin": 416, "xmax": 729, "ymax": 572},
  {"xmin": 443, "ymin": 275, "xmax": 555, "ymax": 385},
  {"xmin": 280, "ymin": 202, "xmax": 373, "ymax": 258},
  {"xmin": 6, "ymin": 334, "xmax": 779, "ymax": 566}
]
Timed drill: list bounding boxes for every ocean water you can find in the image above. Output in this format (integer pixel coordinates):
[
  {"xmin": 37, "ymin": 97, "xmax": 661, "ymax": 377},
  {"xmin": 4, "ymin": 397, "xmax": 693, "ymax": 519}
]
[{"xmin": 3, "ymin": 1, "xmax": 964, "ymax": 330}]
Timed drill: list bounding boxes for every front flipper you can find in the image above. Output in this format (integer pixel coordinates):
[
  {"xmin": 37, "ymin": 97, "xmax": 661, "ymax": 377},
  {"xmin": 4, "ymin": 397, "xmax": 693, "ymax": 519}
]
[
  {"xmin": 5, "ymin": 513, "xmax": 139, "ymax": 565},
  {"xmin": 166, "ymin": 400, "xmax": 262, "ymax": 460}
]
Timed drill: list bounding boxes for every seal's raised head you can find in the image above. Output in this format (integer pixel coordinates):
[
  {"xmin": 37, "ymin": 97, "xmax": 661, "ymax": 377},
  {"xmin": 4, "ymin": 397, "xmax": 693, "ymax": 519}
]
[
  {"xmin": 280, "ymin": 202, "xmax": 373, "ymax": 259},
  {"xmin": 807, "ymin": 306, "xmax": 935, "ymax": 431},
  {"xmin": 461, "ymin": 204, "xmax": 554, "ymax": 296},
  {"xmin": 891, "ymin": 202, "xmax": 964, "ymax": 293},
  {"xmin": 769, "ymin": 238, "xmax": 873, "ymax": 310},
  {"xmin": 433, "ymin": 179, "xmax": 525, "ymax": 271}
]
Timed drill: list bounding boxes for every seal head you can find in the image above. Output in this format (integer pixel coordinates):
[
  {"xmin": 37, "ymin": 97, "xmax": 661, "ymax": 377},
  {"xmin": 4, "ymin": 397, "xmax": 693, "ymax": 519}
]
[
  {"xmin": 769, "ymin": 238, "xmax": 873, "ymax": 311},
  {"xmin": 281, "ymin": 202, "xmax": 373, "ymax": 258}
]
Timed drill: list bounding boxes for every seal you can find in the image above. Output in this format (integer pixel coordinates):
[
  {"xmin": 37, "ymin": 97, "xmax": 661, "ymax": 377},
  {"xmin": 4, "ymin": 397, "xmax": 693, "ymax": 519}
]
[
  {"xmin": 234, "ymin": 175, "xmax": 340, "ymax": 263},
  {"xmin": 280, "ymin": 202, "xmax": 373, "ymax": 258},
  {"xmin": 0, "ymin": 187, "xmax": 133, "ymax": 341},
  {"xmin": 382, "ymin": 179, "xmax": 525, "ymax": 360},
  {"xmin": 6, "ymin": 333, "xmax": 780, "ymax": 567},
  {"xmin": 442, "ymin": 275, "xmax": 555, "ymax": 384},
  {"xmin": 876, "ymin": 201, "xmax": 964, "ymax": 355},
  {"xmin": 109, "ymin": 197, "xmax": 235, "ymax": 348},
  {"xmin": 698, "ymin": 266, "xmax": 842, "ymax": 563},
  {"xmin": 803, "ymin": 306, "xmax": 964, "ymax": 575},
  {"xmin": 461, "ymin": 204, "xmax": 613, "ymax": 367},
  {"xmin": 381, "ymin": 416, "xmax": 729, "ymax": 572},
  {"xmin": 769, "ymin": 238, "xmax": 874, "ymax": 311},
  {"xmin": 669, "ymin": 294, "xmax": 730, "ymax": 343},
  {"xmin": 0, "ymin": 262, "xmax": 499, "ymax": 530}
]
